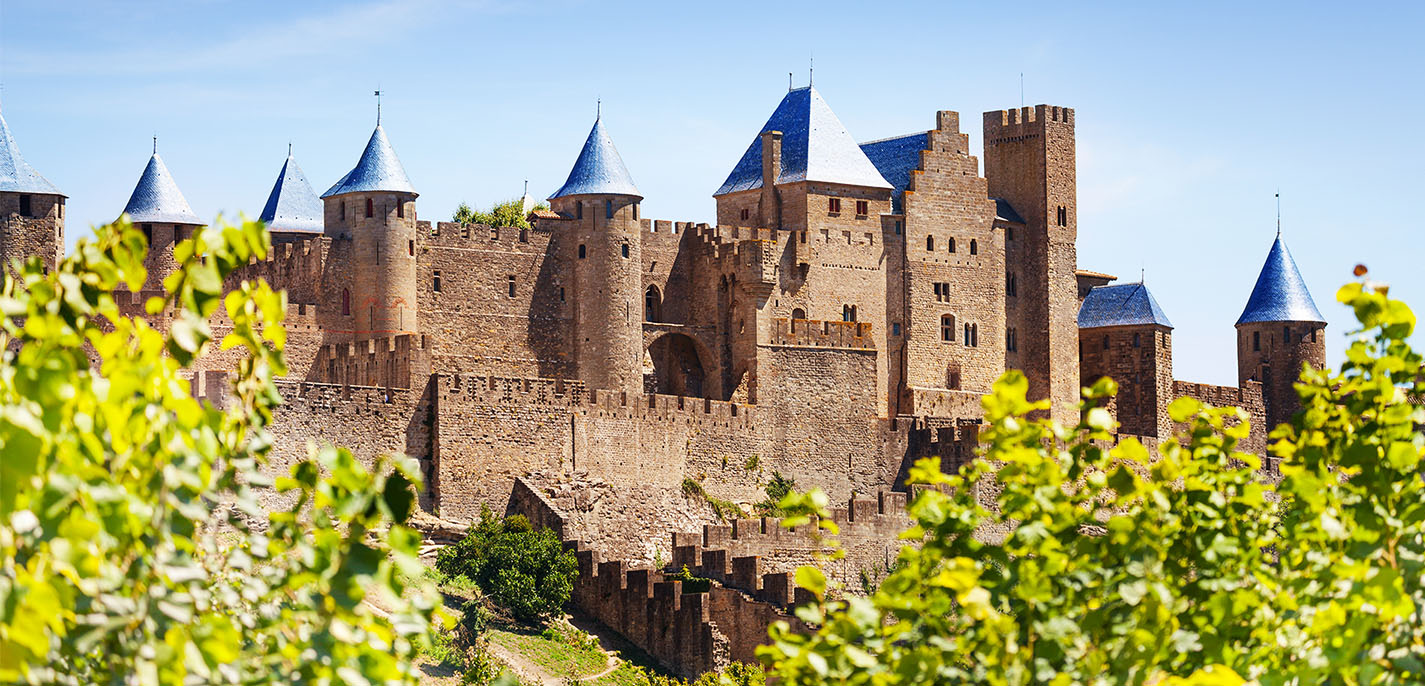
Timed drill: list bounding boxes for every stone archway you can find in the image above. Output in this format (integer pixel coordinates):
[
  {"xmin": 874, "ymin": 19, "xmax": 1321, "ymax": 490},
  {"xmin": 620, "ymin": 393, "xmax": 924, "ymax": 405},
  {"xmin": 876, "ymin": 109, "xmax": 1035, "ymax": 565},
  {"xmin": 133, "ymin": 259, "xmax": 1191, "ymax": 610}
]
[{"xmin": 645, "ymin": 332, "xmax": 707, "ymax": 398}]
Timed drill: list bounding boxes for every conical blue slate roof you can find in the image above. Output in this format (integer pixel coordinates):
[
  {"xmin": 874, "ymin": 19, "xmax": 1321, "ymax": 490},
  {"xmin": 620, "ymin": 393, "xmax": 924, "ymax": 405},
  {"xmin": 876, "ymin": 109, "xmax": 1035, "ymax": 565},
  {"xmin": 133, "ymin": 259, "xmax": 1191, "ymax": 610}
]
[
  {"xmin": 549, "ymin": 117, "xmax": 641, "ymax": 199},
  {"xmin": 322, "ymin": 125, "xmax": 417, "ymax": 198},
  {"xmin": 0, "ymin": 108, "xmax": 64, "ymax": 196},
  {"xmin": 1236, "ymin": 237, "xmax": 1325, "ymax": 325},
  {"xmin": 260, "ymin": 152, "xmax": 323, "ymax": 232},
  {"xmin": 716, "ymin": 86, "xmax": 891, "ymax": 196},
  {"xmin": 122, "ymin": 153, "xmax": 201, "ymax": 225},
  {"xmin": 1078, "ymin": 282, "xmax": 1174, "ymax": 329}
]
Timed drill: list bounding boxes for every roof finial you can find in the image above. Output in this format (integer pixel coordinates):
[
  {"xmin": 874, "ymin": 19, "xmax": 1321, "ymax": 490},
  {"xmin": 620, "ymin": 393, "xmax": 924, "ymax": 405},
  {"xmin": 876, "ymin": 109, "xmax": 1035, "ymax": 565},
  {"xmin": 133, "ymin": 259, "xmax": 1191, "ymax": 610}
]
[
  {"xmin": 809, "ymin": 55, "xmax": 814, "ymax": 86},
  {"xmin": 596, "ymin": 98, "xmax": 601, "ymax": 120},
  {"xmin": 789, "ymin": 72, "xmax": 793, "ymax": 92},
  {"xmin": 152, "ymin": 135, "xmax": 157, "ymax": 155},
  {"xmin": 523, "ymin": 179, "xmax": 529, "ymax": 195},
  {"xmin": 1275, "ymin": 190, "xmax": 1281, "ymax": 238},
  {"xmin": 288, "ymin": 141, "xmax": 293, "ymax": 157},
  {"xmin": 374, "ymin": 89, "xmax": 382, "ymax": 125}
]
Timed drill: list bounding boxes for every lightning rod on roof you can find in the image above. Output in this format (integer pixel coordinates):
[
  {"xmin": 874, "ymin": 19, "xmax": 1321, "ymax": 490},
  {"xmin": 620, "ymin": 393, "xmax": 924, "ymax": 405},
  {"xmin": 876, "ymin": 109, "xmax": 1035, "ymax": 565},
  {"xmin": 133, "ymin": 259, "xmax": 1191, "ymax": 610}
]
[
  {"xmin": 809, "ymin": 55, "xmax": 814, "ymax": 86},
  {"xmin": 1276, "ymin": 190, "xmax": 1281, "ymax": 238},
  {"xmin": 789, "ymin": 72, "xmax": 793, "ymax": 91},
  {"xmin": 153, "ymin": 136, "xmax": 157, "ymax": 154},
  {"xmin": 375, "ymin": 90, "xmax": 382, "ymax": 125},
  {"xmin": 597, "ymin": 98, "xmax": 601, "ymax": 120}
]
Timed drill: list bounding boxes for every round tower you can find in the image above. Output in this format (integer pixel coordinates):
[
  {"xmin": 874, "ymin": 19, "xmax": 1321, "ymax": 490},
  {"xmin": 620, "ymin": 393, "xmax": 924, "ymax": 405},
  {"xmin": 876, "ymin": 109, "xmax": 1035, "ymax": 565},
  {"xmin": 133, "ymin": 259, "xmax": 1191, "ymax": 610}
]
[
  {"xmin": 1235, "ymin": 236, "xmax": 1326, "ymax": 430},
  {"xmin": 321, "ymin": 123, "xmax": 419, "ymax": 340},
  {"xmin": 119, "ymin": 142, "xmax": 204, "ymax": 292},
  {"xmin": 0, "ymin": 104, "xmax": 66, "ymax": 274},
  {"xmin": 549, "ymin": 114, "xmax": 643, "ymax": 395}
]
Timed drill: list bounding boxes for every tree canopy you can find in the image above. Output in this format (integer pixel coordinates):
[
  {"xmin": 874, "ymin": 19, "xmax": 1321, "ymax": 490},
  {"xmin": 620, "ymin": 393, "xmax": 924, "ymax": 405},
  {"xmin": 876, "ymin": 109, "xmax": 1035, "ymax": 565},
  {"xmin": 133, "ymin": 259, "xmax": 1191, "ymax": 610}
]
[
  {"xmin": 0, "ymin": 218, "xmax": 438, "ymax": 684},
  {"xmin": 763, "ymin": 270, "xmax": 1424, "ymax": 685}
]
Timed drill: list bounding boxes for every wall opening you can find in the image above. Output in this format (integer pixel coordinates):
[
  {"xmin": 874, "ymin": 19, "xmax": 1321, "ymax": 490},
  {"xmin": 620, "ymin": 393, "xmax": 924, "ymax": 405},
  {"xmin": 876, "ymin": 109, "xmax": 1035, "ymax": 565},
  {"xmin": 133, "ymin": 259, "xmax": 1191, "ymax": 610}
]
[
  {"xmin": 645, "ymin": 285, "xmax": 662, "ymax": 322},
  {"xmin": 646, "ymin": 333, "xmax": 707, "ymax": 398}
]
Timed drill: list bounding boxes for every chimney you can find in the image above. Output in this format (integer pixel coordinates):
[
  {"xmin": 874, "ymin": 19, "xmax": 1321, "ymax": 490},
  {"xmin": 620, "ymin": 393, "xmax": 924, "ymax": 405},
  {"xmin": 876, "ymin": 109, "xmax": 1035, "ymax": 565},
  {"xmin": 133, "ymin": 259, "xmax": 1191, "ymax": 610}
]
[{"xmin": 759, "ymin": 130, "xmax": 783, "ymax": 228}]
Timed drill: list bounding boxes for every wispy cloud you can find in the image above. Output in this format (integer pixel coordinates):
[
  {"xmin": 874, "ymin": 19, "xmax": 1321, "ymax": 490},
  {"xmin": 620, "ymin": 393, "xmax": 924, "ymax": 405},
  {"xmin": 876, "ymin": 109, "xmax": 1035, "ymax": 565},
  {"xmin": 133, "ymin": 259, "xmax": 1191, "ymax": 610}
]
[{"xmin": 7, "ymin": 0, "xmax": 470, "ymax": 77}]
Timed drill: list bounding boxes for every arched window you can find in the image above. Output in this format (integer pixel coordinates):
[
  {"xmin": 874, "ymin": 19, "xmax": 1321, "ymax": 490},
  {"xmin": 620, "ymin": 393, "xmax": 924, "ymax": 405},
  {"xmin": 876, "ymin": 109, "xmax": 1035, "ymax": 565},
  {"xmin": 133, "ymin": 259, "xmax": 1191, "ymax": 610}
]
[
  {"xmin": 949, "ymin": 237, "xmax": 957, "ymax": 253},
  {"xmin": 791, "ymin": 307, "xmax": 806, "ymax": 320},
  {"xmin": 341, "ymin": 289, "xmax": 351, "ymax": 316},
  {"xmin": 621, "ymin": 244, "xmax": 629, "ymax": 258},
  {"xmin": 926, "ymin": 235, "xmax": 934, "ymax": 251},
  {"xmin": 645, "ymin": 286, "xmax": 662, "ymax": 322},
  {"xmin": 842, "ymin": 305, "xmax": 857, "ymax": 322},
  {"xmin": 970, "ymin": 239, "xmax": 978, "ymax": 255},
  {"xmin": 971, "ymin": 323, "xmax": 979, "ymax": 347},
  {"xmin": 507, "ymin": 275, "xmax": 516, "ymax": 298},
  {"xmin": 941, "ymin": 314, "xmax": 954, "ymax": 342},
  {"xmin": 963, "ymin": 322, "xmax": 970, "ymax": 344},
  {"xmin": 365, "ymin": 198, "xmax": 373, "ymax": 218}
]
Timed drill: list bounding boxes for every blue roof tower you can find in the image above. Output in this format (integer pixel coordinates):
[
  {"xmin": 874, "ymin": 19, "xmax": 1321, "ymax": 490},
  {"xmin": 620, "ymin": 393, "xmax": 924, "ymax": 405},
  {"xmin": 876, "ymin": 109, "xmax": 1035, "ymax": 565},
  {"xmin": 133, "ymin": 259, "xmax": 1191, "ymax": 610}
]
[
  {"xmin": 121, "ymin": 149, "xmax": 202, "ymax": 226},
  {"xmin": 549, "ymin": 116, "xmax": 641, "ymax": 200},
  {"xmin": 1078, "ymin": 282, "xmax": 1174, "ymax": 330},
  {"xmin": 0, "ymin": 106, "xmax": 63, "ymax": 196},
  {"xmin": 260, "ymin": 147, "xmax": 323, "ymax": 233},
  {"xmin": 1236, "ymin": 236, "xmax": 1324, "ymax": 325},
  {"xmin": 322, "ymin": 125, "xmax": 417, "ymax": 199}
]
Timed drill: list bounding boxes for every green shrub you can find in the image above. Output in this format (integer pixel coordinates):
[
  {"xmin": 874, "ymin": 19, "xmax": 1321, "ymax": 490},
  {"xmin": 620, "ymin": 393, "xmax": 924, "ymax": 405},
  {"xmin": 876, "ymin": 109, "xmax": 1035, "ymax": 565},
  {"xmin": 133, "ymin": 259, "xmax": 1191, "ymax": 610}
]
[
  {"xmin": 435, "ymin": 507, "xmax": 577, "ymax": 623},
  {"xmin": 753, "ymin": 471, "xmax": 796, "ymax": 517},
  {"xmin": 452, "ymin": 198, "xmax": 548, "ymax": 229},
  {"xmin": 667, "ymin": 565, "xmax": 713, "ymax": 594},
  {"xmin": 761, "ymin": 270, "xmax": 1425, "ymax": 684}
]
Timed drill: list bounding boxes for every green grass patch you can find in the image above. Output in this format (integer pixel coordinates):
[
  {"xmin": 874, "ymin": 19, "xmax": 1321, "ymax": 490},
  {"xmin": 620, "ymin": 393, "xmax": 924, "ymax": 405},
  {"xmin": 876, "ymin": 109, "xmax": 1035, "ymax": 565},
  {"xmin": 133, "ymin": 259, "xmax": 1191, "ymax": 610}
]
[{"xmin": 487, "ymin": 627, "xmax": 608, "ymax": 679}]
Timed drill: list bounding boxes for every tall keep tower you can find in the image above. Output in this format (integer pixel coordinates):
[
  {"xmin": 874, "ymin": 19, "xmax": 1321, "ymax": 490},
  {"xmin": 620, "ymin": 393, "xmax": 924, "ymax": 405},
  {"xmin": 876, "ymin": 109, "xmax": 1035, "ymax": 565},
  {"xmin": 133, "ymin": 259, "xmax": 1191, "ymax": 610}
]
[
  {"xmin": 0, "ymin": 105, "xmax": 65, "ymax": 273},
  {"xmin": 1236, "ymin": 236, "xmax": 1326, "ymax": 430},
  {"xmin": 321, "ymin": 123, "xmax": 419, "ymax": 340},
  {"xmin": 984, "ymin": 105, "xmax": 1080, "ymax": 419},
  {"xmin": 121, "ymin": 146, "xmax": 203, "ymax": 291},
  {"xmin": 549, "ymin": 115, "xmax": 643, "ymax": 395}
]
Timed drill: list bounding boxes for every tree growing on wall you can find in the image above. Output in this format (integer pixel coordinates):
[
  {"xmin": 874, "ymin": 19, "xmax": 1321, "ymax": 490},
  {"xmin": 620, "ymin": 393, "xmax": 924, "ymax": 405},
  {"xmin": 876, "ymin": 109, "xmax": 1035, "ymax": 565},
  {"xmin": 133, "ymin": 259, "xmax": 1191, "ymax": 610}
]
[
  {"xmin": 0, "ymin": 218, "xmax": 439, "ymax": 684},
  {"xmin": 762, "ymin": 269, "xmax": 1424, "ymax": 685},
  {"xmin": 452, "ymin": 198, "xmax": 549, "ymax": 229}
]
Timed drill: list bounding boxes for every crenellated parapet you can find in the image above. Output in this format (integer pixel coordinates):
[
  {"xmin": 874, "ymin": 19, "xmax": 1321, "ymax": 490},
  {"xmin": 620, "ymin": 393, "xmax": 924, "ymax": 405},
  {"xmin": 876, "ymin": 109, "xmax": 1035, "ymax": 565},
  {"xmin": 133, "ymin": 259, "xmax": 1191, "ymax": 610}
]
[
  {"xmin": 308, "ymin": 333, "xmax": 431, "ymax": 389},
  {"xmin": 436, "ymin": 374, "xmax": 755, "ymax": 428}
]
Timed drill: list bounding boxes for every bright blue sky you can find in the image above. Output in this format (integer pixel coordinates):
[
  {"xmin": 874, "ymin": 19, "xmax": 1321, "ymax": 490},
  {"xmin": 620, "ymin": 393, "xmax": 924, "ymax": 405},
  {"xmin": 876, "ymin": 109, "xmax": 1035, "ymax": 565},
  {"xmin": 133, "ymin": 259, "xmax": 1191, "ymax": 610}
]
[{"xmin": 1, "ymin": 0, "xmax": 1420, "ymax": 387}]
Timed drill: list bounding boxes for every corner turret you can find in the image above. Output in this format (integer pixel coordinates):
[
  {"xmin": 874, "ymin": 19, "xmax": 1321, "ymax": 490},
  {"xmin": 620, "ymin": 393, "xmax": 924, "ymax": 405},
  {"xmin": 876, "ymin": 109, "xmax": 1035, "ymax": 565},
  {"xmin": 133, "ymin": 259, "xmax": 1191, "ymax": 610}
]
[
  {"xmin": 1235, "ymin": 236, "xmax": 1325, "ymax": 429},
  {"xmin": 1078, "ymin": 281, "xmax": 1174, "ymax": 438},
  {"xmin": 121, "ymin": 146, "xmax": 203, "ymax": 291},
  {"xmin": 0, "ymin": 104, "xmax": 65, "ymax": 273},
  {"xmin": 321, "ymin": 123, "xmax": 419, "ymax": 340},
  {"xmin": 260, "ymin": 146, "xmax": 323, "ymax": 241},
  {"xmin": 549, "ymin": 114, "xmax": 644, "ymax": 395}
]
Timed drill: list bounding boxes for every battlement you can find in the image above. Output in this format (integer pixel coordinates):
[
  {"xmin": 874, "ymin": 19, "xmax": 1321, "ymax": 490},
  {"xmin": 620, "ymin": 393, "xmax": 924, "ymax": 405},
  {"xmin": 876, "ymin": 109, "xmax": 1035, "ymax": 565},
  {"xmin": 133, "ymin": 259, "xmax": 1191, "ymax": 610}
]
[
  {"xmin": 767, "ymin": 317, "xmax": 875, "ymax": 349},
  {"xmin": 436, "ymin": 374, "xmax": 755, "ymax": 426},
  {"xmin": 273, "ymin": 378, "xmax": 415, "ymax": 405},
  {"xmin": 226, "ymin": 235, "xmax": 328, "ymax": 303},
  {"xmin": 423, "ymin": 220, "xmax": 551, "ymax": 250},
  {"xmin": 641, "ymin": 219, "xmax": 709, "ymax": 235},
  {"xmin": 983, "ymin": 104, "xmax": 1075, "ymax": 142},
  {"xmin": 309, "ymin": 333, "xmax": 431, "ymax": 389}
]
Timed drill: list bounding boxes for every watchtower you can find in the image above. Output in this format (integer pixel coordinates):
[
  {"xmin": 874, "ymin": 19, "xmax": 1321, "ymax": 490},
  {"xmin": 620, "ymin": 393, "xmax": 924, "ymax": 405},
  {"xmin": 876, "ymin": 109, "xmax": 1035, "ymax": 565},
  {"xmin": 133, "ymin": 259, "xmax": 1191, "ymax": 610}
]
[
  {"xmin": 321, "ymin": 123, "xmax": 419, "ymax": 340},
  {"xmin": 119, "ymin": 144, "xmax": 203, "ymax": 292},
  {"xmin": 1078, "ymin": 282, "xmax": 1175, "ymax": 438},
  {"xmin": 984, "ymin": 104, "xmax": 1080, "ymax": 419},
  {"xmin": 0, "ymin": 105, "xmax": 65, "ymax": 274},
  {"xmin": 548, "ymin": 114, "xmax": 644, "ymax": 395},
  {"xmin": 1235, "ymin": 236, "xmax": 1326, "ymax": 430}
]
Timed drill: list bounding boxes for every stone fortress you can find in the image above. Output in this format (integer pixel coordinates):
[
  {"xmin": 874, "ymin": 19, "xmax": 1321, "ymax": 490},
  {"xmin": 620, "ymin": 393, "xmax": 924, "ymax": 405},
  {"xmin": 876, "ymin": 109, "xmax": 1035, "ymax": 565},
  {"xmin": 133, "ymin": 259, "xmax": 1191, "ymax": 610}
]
[{"xmin": 0, "ymin": 88, "xmax": 1329, "ymax": 675}]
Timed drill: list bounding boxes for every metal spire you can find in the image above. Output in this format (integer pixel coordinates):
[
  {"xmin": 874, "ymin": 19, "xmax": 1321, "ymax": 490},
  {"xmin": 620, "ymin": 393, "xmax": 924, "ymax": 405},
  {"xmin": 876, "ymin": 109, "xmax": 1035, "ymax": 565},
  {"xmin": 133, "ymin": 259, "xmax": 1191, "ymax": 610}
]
[
  {"xmin": 1275, "ymin": 190, "xmax": 1281, "ymax": 238},
  {"xmin": 596, "ymin": 98, "xmax": 601, "ymax": 120},
  {"xmin": 288, "ymin": 141, "xmax": 293, "ymax": 157},
  {"xmin": 374, "ymin": 89, "xmax": 382, "ymax": 125},
  {"xmin": 788, "ymin": 72, "xmax": 793, "ymax": 91},
  {"xmin": 809, "ymin": 55, "xmax": 814, "ymax": 86},
  {"xmin": 152, "ymin": 135, "xmax": 157, "ymax": 154}
]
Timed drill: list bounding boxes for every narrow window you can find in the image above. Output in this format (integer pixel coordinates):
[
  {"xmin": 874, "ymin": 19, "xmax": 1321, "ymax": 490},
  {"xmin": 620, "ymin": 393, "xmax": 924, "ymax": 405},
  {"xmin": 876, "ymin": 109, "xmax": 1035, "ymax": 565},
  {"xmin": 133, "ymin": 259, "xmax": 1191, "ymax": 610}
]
[
  {"xmin": 1007, "ymin": 226, "xmax": 1014, "ymax": 241},
  {"xmin": 342, "ymin": 289, "xmax": 351, "ymax": 316},
  {"xmin": 1102, "ymin": 334, "xmax": 1109, "ymax": 350},
  {"xmin": 490, "ymin": 227, "xmax": 499, "ymax": 240},
  {"xmin": 606, "ymin": 200, "xmax": 614, "ymax": 220},
  {"xmin": 941, "ymin": 315, "xmax": 954, "ymax": 342},
  {"xmin": 142, "ymin": 224, "xmax": 153, "ymax": 246},
  {"xmin": 740, "ymin": 208, "xmax": 749, "ymax": 221},
  {"xmin": 1253, "ymin": 331, "xmax": 1260, "ymax": 352},
  {"xmin": 1283, "ymin": 326, "xmax": 1290, "ymax": 344},
  {"xmin": 949, "ymin": 237, "xmax": 956, "ymax": 253},
  {"xmin": 365, "ymin": 198, "xmax": 373, "ymax": 218},
  {"xmin": 971, "ymin": 324, "xmax": 979, "ymax": 347},
  {"xmin": 1133, "ymin": 332, "xmax": 1141, "ymax": 348},
  {"xmin": 576, "ymin": 202, "xmax": 584, "ymax": 220},
  {"xmin": 926, "ymin": 235, "xmax": 935, "ymax": 251},
  {"xmin": 507, "ymin": 275, "xmax": 516, "ymax": 298},
  {"xmin": 633, "ymin": 203, "xmax": 639, "ymax": 220},
  {"xmin": 964, "ymin": 323, "xmax": 971, "ymax": 344},
  {"xmin": 1057, "ymin": 206, "xmax": 1067, "ymax": 226},
  {"xmin": 621, "ymin": 244, "xmax": 630, "ymax": 258},
  {"xmin": 559, "ymin": 287, "xmax": 565, "ymax": 302},
  {"xmin": 970, "ymin": 239, "xmax": 978, "ymax": 255},
  {"xmin": 397, "ymin": 201, "xmax": 404, "ymax": 218},
  {"xmin": 1311, "ymin": 329, "xmax": 1317, "ymax": 342},
  {"xmin": 19, "ymin": 195, "xmax": 31, "ymax": 217},
  {"xmin": 829, "ymin": 198, "xmax": 841, "ymax": 214},
  {"xmin": 791, "ymin": 307, "xmax": 806, "ymax": 320},
  {"xmin": 892, "ymin": 322, "xmax": 901, "ymax": 336},
  {"xmin": 461, "ymin": 225, "xmax": 469, "ymax": 239},
  {"xmin": 894, "ymin": 220, "xmax": 902, "ymax": 235},
  {"xmin": 340, "ymin": 202, "xmax": 346, "ymax": 221},
  {"xmin": 645, "ymin": 286, "xmax": 661, "ymax": 322},
  {"xmin": 842, "ymin": 305, "xmax": 856, "ymax": 322},
  {"xmin": 855, "ymin": 200, "xmax": 869, "ymax": 216},
  {"xmin": 432, "ymin": 271, "xmax": 442, "ymax": 292},
  {"xmin": 1007, "ymin": 273, "xmax": 1016, "ymax": 296},
  {"xmin": 578, "ymin": 244, "xmax": 586, "ymax": 259},
  {"xmin": 408, "ymin": 239, "xmax": 414, "ymax": 256},
  {"xmin": 519, "ymin": 229, "xmax": 528, "ymax": 243}
]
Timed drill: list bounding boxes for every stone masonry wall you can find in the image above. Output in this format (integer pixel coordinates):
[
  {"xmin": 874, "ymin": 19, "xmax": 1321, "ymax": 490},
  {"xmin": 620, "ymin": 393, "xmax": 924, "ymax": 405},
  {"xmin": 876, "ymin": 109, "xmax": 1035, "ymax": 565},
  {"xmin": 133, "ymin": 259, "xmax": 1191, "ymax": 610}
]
[{"xmin": 0, "ymin": 192, "xmax": 64, "ymax": 274}]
